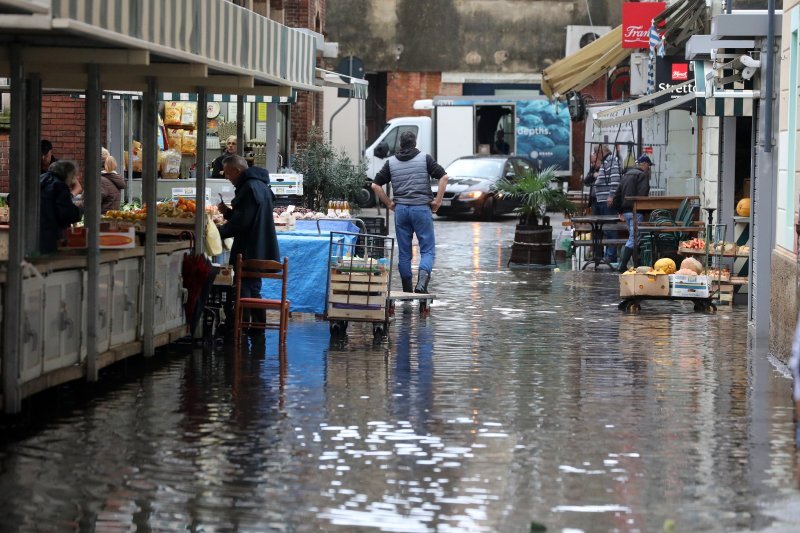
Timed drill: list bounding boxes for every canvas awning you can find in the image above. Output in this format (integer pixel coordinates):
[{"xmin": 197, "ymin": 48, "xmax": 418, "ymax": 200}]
[
  {"xmin": 542, "ymin": 25, "xmax": 631, "ymax": 99},
  {"xmin": 592, "ymin": 80, "xmax": 695, "ymax": 127},
  {"xmin": 316, "ymin": 68, "xmax": 369, "ymax": 100},
  {"xmin": 694, "ymin": 60, "xmax": 758, "ymax": 116}
]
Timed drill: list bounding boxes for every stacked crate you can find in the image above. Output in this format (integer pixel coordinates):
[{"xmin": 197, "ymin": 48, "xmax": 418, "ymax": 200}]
[{"xmin": 327, "ymin": 262, "xmax": 389, "ymax": 321}]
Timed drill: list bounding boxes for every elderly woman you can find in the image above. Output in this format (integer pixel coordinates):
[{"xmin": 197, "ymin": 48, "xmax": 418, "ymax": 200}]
[
  {"xmin": 40, "ymin": 160, "xmax": 83, "ymax": 253},
  {"xmin": 100, "ymin": 155, "xmax": 126, "ymax": 213}
]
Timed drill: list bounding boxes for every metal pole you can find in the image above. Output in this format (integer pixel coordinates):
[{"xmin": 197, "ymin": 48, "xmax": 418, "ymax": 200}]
[
  {"xmin": 764, "ymin": 0, "xmax": 775, "ymax": 153},
  {"xmin": 24, "ymin": 73, "xmax": 40, "ymax": 256},
  {"xmin": 142, "ymin": 77, "xmax": 158, "ymax": 357},
  {"xmin": 3, "ymin": 45, "xmax": 26, "ymax": 414},
  {"xmin": 236, "ymin": 94, "xmax": 245, "ymax": 156},
  {"xmin": 127, "ymin": 97, "xmax": 134, "ymax": 202},
  {"xmin": 195, "ymin": 88, "xmax": 207, "ymax": 257},
  {"xmin": 329, "ymin": 94, "xmax": 352, "ymax": 143},
  {"xmin": 85, "ymin": 64, "xmax": 101, "ymax": 380}
]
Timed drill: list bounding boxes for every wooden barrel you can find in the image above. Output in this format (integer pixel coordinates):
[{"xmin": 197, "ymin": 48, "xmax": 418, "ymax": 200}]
[{"xmin": 509, "ymin": 225, "xmax": 553, "ymax": 265}]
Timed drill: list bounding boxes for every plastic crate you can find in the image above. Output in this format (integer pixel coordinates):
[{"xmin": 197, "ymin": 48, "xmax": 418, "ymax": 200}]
[{"xmin": 361, "ymin": 216, "xmax": 388, "ymax": 236}]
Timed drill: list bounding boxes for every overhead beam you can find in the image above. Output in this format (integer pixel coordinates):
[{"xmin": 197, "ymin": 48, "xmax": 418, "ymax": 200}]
[{"xmin": 23, "ymin": 47, "xmax": 150, "ymax": 65}]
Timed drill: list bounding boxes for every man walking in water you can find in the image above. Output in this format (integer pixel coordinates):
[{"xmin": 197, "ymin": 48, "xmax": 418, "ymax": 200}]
[{"xmin": 371, "ymin": 130, "xmax": 449, "ymax": 294}]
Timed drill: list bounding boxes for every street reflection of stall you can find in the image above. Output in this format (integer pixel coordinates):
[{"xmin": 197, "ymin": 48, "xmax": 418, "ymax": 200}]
[{"xmin": 0, "ymin": 0, "xmax": 318, "ymax": 414}]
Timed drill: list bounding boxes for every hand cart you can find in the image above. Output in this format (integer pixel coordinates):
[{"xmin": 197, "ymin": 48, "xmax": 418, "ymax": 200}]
[
  {"xmin": 617, "ymin": 224, "xmax": 724, "ymax": 314},
  {"xmin": 325, "ymin": 231, "xmax": 395, "ymax": 339}
]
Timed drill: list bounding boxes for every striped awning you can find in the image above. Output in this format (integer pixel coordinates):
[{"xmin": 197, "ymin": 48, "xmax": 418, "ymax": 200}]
[
  {"xmin": 316, "ymin": 69, "xmax": 369, "ymax": 100},
  {"xmin": 47, "ymin": 0, "xmax": 317, "ymax": 92},
  {"xmin": 694, "ymin": 60, "xmax": 757, "ymax": 116},
  {"xmin": 162, "ymin": 92, "xmax": 297, "ymax": 104}
]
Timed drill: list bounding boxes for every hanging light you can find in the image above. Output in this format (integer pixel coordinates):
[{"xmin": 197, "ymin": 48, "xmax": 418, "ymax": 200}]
[{"xmin": 566, "ymin": 91, "xmax": 585, "ymax": 122}]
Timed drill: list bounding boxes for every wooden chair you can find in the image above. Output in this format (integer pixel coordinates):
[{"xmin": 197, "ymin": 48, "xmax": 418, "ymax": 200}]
[{"xmin": 233, "ymin": 254, "xmax": 290, "ymax": 349}]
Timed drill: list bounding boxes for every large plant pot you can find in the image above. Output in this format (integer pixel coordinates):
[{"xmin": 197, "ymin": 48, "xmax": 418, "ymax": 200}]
[{"xmin": 509, "ymin": 223, "xmax": 553, "ymax": 265}]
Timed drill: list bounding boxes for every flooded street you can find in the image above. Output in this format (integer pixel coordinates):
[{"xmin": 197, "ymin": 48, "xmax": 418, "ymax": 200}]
[{"xmin": 1, "ymin": 217, "xmax": 799, "ymax": 532}]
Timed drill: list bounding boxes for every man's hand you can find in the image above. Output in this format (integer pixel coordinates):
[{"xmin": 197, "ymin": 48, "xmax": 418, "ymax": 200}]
[
  {"xmin": 430, "ymin": 198, "xmax": 442, "ymax": 213},
  {"xmin": 388, "ymin": 201, "xmax": 396, "ymax": 211},
  {"xmin": 217, "ymin": 201, "xmax": 232, "ymax": 216},
  {"xmin": 619, "ymin": 213, "xmax": 624, "ymax": 222},
  {"xmin": 606, "ymin": 196, "xmax": 614, "ymax": 206}
]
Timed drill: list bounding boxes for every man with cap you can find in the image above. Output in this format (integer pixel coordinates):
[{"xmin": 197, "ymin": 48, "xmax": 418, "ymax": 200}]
[{"xmin": 613, "ymin": 154, "xmax": 652, "ymax": 272}]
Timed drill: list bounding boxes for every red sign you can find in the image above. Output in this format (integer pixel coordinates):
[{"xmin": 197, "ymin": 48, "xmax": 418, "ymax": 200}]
[
  {"xmin": 622, "ymin": 2, "xmax": 666, "ymax": 49},
  {"xmin": 671, "ymin": 63, "xmax": 689, "ymax": 81}
]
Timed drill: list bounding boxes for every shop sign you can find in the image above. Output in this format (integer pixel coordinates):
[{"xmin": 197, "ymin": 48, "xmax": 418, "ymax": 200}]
[
  {"xmin": 622, "ymin": 2, "xmax": 666, "ymax": 49},
  {"xmin": 651, "ymin": 55, "xmax": 696, "ymax": 110}
]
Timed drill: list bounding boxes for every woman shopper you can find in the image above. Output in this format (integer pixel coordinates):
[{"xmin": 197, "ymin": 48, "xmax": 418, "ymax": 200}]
[
  {"xmin": 100, "ymin": 155, "xmax": 126, "ymax": 213},
  {"xmin": 40, "ymin": 160, "xmax": 83, "ymax": 254}
]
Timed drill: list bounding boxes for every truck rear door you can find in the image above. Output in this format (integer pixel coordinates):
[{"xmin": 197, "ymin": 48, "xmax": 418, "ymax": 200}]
[{"xmin": 435, "ymin": 106, "xmax": 474, "ymax": 168}]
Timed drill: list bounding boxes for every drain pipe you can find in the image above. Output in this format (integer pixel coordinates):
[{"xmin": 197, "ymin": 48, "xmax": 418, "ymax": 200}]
[
  {"xmin": 764, "ymin": 0, "xmax": 775, "ymax": 152},
  {"xmin": 329, "ymin": 93, "xmax": 352, "ymax": 144}
]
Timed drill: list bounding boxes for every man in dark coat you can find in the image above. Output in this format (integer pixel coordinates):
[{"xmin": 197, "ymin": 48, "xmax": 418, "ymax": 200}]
[
  {"xmin": 613, "ymin": 155, "xmax": 652, "ymax": 272},
  {"xmin": 210, "ymin": 135, "xmax": 238, "ymax": 179},
  {"xmin": 40, "ymin": 160, "xmax": 83, "ymax": 254},
  {"xmin": 217, "ymin": 154, "xmax": 280, "ymax": 301}
]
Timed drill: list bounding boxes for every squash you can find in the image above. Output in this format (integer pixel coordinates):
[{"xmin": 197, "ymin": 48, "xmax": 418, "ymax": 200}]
[
  {"xmin": 653, "ymin": 258, "xmax": 676, "ymax": 275},
  {"xmin": 736, "ymin": 198, "xmax": 751, "ymax": 217},
  {"xmin": 680, "ymin": 257, "xmax": 703, "ymax": 275},
  {"xmin": 636, "ymin": 266, "xmax": 652, "ymax": 274},
  {"xmin": 675, "ymin": 268, "xmax": 698, "ymax": 276}
]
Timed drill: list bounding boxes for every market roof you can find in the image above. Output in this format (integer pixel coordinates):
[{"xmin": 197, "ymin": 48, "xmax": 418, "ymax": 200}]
[
  {"xmin": 317, "ymin": 68, "xmax": 369, "ymax": 100},
  {"xmin": 541, "ymin": 25, "xmax": 631, "ymax": 100},
  {"xmin": 0, "ymin": 0, "xmax": 319, "ymax": 96}
]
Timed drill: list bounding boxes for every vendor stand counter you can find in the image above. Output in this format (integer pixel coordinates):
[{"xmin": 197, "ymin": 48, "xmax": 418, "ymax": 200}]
[
  {"xmin": 0, "ymin": 241, "xmax": 192, "ymax": 402},
  {"xmin": 261, "ymin": 233, "xmax": 345, "ymax": 315}
]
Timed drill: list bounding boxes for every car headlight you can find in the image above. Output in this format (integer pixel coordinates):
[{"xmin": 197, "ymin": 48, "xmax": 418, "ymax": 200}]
[{"xmin": 460, "ymin": 191, "xmax": 484, "ymax": 200}]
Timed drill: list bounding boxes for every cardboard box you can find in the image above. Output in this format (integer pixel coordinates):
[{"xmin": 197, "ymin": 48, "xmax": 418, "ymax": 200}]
[
  {"xmin": 669, "ymin": 274, "xmax": 710, "ymax": 298},
  {"xmin": 620, "ymin": 273, "xmax": 670, "ymax": 297}
]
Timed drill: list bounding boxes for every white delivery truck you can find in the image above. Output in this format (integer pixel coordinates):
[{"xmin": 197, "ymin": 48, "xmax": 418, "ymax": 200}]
[{"xmin": 359, "ymin": 95, "xmax": 571, "ymax": 206}]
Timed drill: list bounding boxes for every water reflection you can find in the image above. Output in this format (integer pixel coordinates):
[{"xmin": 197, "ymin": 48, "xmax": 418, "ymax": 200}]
[{"xmin": 0, "ymin": 219, "xmax": 798, "ymax": 531}]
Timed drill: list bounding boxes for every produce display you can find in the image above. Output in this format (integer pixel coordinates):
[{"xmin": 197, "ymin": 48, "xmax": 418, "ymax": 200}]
[
  {"xmin": 681, "ymin": 238, "xmax": 706, "ymax": 250},
  {"xmin": 274, "ymin": 206, "xmax": 352, "ymax": 220},
  {"xmin": 679, "ymin": 239, "xmax": 749, "ymax": 256},
  {"xmin": 680, "ymin": 257, "xmax": 703, "ymax": 275},
  {"xmin": 104, "ymin": 199, "xmax": 197, "ymax": 222}
]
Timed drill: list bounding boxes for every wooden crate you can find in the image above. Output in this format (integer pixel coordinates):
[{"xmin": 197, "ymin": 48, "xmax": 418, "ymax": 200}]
[
  {"xmin": 327, "ymin": 267, "xmax": 388, "ymax": 320},
  {"xmin": 329, "ymin": 270, "xmax": 389, "ymax": 293},
  {"xmin": 327, "ymin": 304, "xmax": 386, "ymax": 321}
]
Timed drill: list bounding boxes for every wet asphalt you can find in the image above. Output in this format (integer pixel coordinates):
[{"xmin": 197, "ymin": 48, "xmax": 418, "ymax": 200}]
[{"xmin": 0, "ymin": 215, "xmax": 799, "ymax": 532}]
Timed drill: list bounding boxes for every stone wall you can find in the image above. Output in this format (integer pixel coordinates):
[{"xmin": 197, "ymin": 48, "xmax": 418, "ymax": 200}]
[
  {"xmin": 770, "ymin": 248, "xmax": 798, "ymax": 364},
  {"xmin": 327, "ymin": 0, "xmax": 621, "ymax": 73}
]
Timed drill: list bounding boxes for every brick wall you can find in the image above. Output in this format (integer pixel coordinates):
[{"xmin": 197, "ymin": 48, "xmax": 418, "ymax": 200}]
[
  {"xmin": 283, "ymin": 0, "xmax": 326, "ymax": 150},
  {"xmin": 386, "ymin": 72, "xmax": 442, "ymax": 120},
  {"xmin": 0, "ymin": 94, "xmax": 108, "ymax": 193}
]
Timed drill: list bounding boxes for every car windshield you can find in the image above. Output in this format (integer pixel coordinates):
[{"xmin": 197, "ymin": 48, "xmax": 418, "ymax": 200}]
[{"xmin": 445, "ymin": 159, "xmax": 503, "ymax": 179}]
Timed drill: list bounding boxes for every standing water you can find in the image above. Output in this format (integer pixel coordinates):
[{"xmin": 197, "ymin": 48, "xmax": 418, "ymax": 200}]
[{"xmin": 0, "ymin": 218, "xmax": 798, "ymax": 531}]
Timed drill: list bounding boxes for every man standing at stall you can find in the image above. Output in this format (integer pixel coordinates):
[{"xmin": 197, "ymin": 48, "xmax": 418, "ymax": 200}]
[
  {"xmin": 216, "ymin": 154, "xmax": 279, "ymax": 334},
  {"xmin": 593, "ymin": 144, "xmax": 622, "ymax": 263},
  {"xmin": 371, "ymin": 130, "xmax": 449, "ymax": 294}
]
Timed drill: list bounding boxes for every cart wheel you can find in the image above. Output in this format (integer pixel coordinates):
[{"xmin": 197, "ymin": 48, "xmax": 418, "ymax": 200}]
[
  {"xmin": 618, "ymin": 300, "xmax": 630, "ymax": 311},
  {"xmin": 626, "ymin": 302, "xmax": 641, "ymax": 314},
  {"xmin": 693, "ymin": 301, "xmax": 705, "ymax": 313},
  {"xmin": 705, "ymin": 303, "xmax": 717, "ymax": 314},
  {"xmin": 330, "ymin": 321, "xmax": 348, "ymax": 337},
  {"xmin": 373, "ymin": 323, "xmax": 387, "ymax": 338}
]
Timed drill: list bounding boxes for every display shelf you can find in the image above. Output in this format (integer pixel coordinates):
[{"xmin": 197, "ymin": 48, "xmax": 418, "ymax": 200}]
[
  {"xmin": 733, "ymin": 216, "xmax": 749, "ymax": 224},
  {"xmin": 678, "ymin": 247, "xmax": 749, "ymax": 258}
]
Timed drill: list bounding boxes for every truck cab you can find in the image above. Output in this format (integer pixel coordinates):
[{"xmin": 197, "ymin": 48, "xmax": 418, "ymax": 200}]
[{"xmin": 364, "ymin": 116, "xmax": 433, "ymax": 180}]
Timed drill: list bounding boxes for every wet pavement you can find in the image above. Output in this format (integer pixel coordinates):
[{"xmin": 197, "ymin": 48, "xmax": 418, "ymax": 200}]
[{"xmin": 1, "ymin": 216, "xmax": 799, "ymax": 532}]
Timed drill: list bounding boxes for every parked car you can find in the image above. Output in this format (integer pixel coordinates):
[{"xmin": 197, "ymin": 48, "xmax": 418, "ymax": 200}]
[{"xmin": 432, "ymin": 155, "xmax": 539, "ymax": 220}]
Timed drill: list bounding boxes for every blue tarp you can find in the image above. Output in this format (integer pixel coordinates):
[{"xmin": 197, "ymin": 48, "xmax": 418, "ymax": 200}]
[
  {"xmin": 295, "ymin": 219, "xmax": 360, "ymax": 235},
  {"xmin": 261, "ymin": 234, "xmax": 342, "ymax": 314}
]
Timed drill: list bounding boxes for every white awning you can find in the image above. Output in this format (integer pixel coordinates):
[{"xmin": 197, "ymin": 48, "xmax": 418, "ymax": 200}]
[
  {"xmin": 592, "ymin": 80, "xmax": 694, "ymax": 127},
  {"xmin": 594, "ymin": 93, "xmax": 695, "ymax": 128},
  {"xmin": 316, "ymin": 68, "xmax": 369, "ymax": 100}
]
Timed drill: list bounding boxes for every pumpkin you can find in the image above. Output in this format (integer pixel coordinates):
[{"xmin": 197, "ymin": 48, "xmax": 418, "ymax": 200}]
[
  {"xmin": 653, "ymin": 258, "xmax": 676, "ymax": 275},
  {"xmin": 680, "ymin": 257, "xmax": 704, "ymax": 275},
  {"xmin": 736, "ymin": 197, "xmax": 751, "ymax": 217},
  {"xmin": 675, "ymin": 268, "xmax": 698, "ymax": 275}
]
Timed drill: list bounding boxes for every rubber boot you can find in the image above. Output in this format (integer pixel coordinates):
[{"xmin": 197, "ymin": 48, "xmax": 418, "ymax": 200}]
[
  {"xmin": 401, "ymin": 277, "xmax": 413, "ymax": 293},
  {"xmin": 415, "ymin": 270, "xmax": 431, "ymax": 294},
  {"xmin": 618, "ymin": 246, "xmax": 633, "ymax": 273}
]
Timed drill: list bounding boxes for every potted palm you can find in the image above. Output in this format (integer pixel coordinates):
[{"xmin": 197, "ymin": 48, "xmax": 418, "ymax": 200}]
[{"xmin": 495, "ymin": 165, "xmax": 576, "ymax": 265}]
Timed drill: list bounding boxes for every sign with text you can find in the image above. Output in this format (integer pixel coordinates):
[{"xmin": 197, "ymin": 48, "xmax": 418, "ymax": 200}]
[
  {"xmin": 651, "ymin": 55, "xmax": 695, "ymax": 110},
  {"xmin": 622, "ymin": 2, "xmax": 666, "ymax": 48}
]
